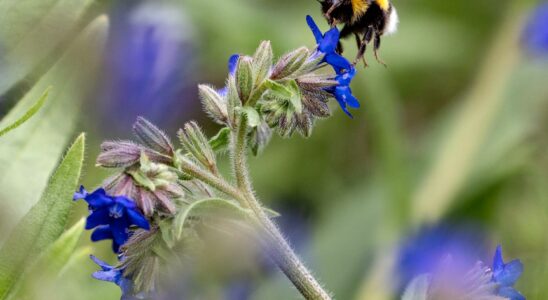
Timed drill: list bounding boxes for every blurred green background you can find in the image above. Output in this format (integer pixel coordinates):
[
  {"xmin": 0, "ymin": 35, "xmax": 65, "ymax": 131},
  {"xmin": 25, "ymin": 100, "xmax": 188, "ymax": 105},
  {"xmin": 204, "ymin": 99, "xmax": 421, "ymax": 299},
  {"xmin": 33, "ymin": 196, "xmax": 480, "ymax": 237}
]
[{"xmin": 1, "ymin": 0, "xmax": 547, "ymax": 299}]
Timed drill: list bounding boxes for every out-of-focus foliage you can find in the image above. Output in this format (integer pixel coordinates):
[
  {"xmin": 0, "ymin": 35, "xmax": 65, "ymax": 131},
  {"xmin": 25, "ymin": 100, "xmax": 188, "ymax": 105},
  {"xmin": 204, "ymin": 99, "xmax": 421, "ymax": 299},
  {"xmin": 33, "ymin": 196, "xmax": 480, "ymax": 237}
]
[
  {"xmin": 0, "ymin": 134, "xmax": 85, "ymax": 299},
  {"xmin": 1, "ymin": 0, "xmax": 547, "ymax": 299}
]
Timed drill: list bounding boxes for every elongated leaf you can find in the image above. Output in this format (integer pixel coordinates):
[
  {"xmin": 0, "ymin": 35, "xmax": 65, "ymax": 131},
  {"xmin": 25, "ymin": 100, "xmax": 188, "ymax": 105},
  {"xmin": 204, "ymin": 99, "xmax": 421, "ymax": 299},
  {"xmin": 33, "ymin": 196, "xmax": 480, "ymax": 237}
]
[
  {"xmin": 0, "ymin": 16, "xmax": 108, "ymax": 243},
  {"xmin": 7, "ymin": 219, "xmax": 85, "ymax": 300},
  {"xmin": 0, "ymin": 0, "xmax": 93, "ymax": 96},
  {"xmin": 0, "ymin": 87, "xmax": 49, "ymax": 137},
  {"xmin": 0, "ymin": 134, "xmax": 86, "ymax": 299}
]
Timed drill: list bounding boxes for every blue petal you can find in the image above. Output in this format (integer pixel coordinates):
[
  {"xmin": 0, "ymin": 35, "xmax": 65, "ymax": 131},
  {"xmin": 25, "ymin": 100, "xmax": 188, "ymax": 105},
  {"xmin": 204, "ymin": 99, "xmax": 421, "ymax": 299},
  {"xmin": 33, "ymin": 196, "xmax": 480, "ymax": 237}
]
[
  {"xmin": 498, "ymin": 286, "xmax": 526, "ymax": 300},
  {"xmin": 335, "ymin": 68, "xmax": 356, "ymax": 86},
  {"xmin": 118, "ymin": 277, "xmax": 134, "ymax": 296},
  {"xmin": 126, "ymin": 208, "xmax": 150, "ymax": 230},
  {"xmin": 344, "ymin": 91, "xmax": 360, "ymax": 108},
  {"xmin": 336, "ymin": 86, "xmax": 360, "ymax": 108},
  {"xmin": 111, "ymin": 218, "xmax": 130, "ymax": 246},
  {"xmin": 334, "ymin": 97, "xmax": 353, "ymax": 118},
  {"xmin": 325, "ymin": 54, "xmax": 352, "ymax": 72},
  {"xmin": 90, "ymin": 255, "xmax": 113, "ymax": 271},
  {"xmin": 492, "ymin": 245, "xmax": 505, "ymax": 273},
  {"xmin": 114, "ymin": 196, "xmax": 137, "ymax": 209},
  {"xmin": 86, "ymin": 209, "xmax": 110, "ymax": 229},
  {"xmin": 319, "ymin": 28, "xmax": 340, "ymax": 53},
  {"xmin": 73, "ymin": 186, "xmax": 88, "ymax": 200},
  {"xmin": 91, "ymin": 225, "xmax": 114, "ymax": 242},
  {"xmin": 306, "ymin": 15, "xmax": 323, "ymax": 44},
  {"xmin": 92, "ymin": 269, "xmax": 121, "ymax": 283},
  {"xmin": 494, "ymin": 259, "xmax": 524, "ymax": 286},
  {"xmin": 85, "ymin": 189, "xmax": 114, "ymax": 208},
  {"xmin": 228, "ymin": 54, "xmax": 240, "ymax": 75}
]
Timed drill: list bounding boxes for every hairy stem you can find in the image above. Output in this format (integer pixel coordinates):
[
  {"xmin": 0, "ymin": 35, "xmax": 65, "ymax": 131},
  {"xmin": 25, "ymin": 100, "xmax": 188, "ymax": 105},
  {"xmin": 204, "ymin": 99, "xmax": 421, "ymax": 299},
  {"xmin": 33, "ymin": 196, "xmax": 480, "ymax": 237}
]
[{"xmin": 230, "ymin": 117, "xmax": 332, "ymax": 300}]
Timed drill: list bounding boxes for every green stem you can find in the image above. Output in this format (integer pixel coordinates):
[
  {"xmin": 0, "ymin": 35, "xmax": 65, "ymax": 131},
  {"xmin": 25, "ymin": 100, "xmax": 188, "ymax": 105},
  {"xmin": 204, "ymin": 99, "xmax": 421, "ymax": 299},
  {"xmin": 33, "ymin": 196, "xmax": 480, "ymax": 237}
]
[{"xmin": 230, "ymin": 116, "xmax": 332, "ymax": 300}]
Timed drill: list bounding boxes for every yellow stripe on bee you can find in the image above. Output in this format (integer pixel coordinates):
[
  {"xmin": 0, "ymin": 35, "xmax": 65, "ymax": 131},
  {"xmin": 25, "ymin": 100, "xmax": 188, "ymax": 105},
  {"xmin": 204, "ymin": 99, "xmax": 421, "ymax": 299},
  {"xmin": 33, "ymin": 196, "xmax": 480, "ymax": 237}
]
[
  {"xmin": 351, "ymin": 0, "xmax": 368, "ymax": 21},
  {"xmin": 351, "ymin": 0, "xmax": 368, "ymax": 15},
  {"xmin": 375, "ymin": 0, "xmax": 390, "ymax": 11}
]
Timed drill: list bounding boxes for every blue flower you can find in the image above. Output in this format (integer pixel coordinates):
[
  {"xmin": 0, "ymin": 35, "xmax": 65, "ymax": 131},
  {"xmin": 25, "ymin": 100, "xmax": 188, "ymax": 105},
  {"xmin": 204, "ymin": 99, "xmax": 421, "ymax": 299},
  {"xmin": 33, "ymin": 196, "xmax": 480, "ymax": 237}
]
[
  {"xmin": 306, "ymin": 15, "xmax": 353, "ymax": 71},
  {"xmin": 219, "ymin": 54, "xmax": 240, "ymax": 97},
  {"xmin": 306, "ymin": 15, "xmax": 359, "ymax": 117},
  {"xmin": 492, "ymin": 245, "xmax": 525, "ymax": 300},
  {"xmin": 74, "ymin": 186, "xmax": 150, "ymax": 252},
  {"xmin": 325, "ymin": 67, "xmax": 360, "ymax": 117},
  {"xmin": 90, "ymin": 255, "xmax": 135, "ymax": 299},
  {"xmin": 523, "ymin": 3, "xmax": 548, "ymax": 55}
]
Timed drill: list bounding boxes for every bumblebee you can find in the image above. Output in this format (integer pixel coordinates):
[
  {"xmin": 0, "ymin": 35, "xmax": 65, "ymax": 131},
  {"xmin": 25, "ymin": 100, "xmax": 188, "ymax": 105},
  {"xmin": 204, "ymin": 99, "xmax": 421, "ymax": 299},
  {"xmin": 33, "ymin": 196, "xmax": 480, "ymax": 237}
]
[{"xmin": 318, "ymin": 0, "xmax": 398, "ymax": 66}]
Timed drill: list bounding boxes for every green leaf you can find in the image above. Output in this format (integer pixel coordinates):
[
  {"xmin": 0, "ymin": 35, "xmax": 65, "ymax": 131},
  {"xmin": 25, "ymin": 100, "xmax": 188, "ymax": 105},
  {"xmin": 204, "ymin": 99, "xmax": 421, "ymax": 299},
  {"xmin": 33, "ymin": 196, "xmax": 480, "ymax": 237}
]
[
  {"xmin": 8, "ymin": 219, "xmax": 85, "ymax": 299},
  {"xmin": 209, "ymin": 127, "xmax": 231, "ymax": 152},
  {"xmin": 0, "ymin": 16, "xmax": 108, "ymax": 242},
  {"xmin": 241, "ymin": 106, "xmax": 262, "ymax": 128},
  {"xmin": 287, "ymin": 80, "xmax": 303, "ymax": 114},
  {"xmin": 0, "ymin": 87, "xmax": 49, "ymax": 137},
  {"xmin": 0, "ymin": 134, "xmax": 86, "ymax": 299},
  {"xmin": 0, "ymin": 0, "xmax": 94, "ymax": 95},
  {"xmin": 401, "ymin": 275, "xmax": 430, "ymax": 300},
  {"xmin": 264, "ymin": 79, "xmax": 292, "ymax": 98},
  {"xmin": 173, "ymin": 198, "xmax": 250, "ymax": 240}
]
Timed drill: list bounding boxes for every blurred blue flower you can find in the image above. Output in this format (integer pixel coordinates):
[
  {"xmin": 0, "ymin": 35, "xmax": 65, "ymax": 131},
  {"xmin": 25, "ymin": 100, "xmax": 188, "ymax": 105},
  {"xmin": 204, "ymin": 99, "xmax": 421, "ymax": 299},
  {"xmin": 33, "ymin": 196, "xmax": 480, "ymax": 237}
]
[
  {"xmin": 98, "ymin": 1, "xmax": 196, "ymax": 135},
  {"xmin": 397, "ymin": 223, "xmax": 488, "ymax": 291},
  {"xmin": 492, "ymin": 245, "xmax": 525, "ymax": 300},
  {"xmin": 90, "ymin": 255, "xmax": 135, "ymax": 299},
  {"xmin": 306, "ymin": 15, "xmax": 359, "ymax": 117},
  {"xmin": 523, "ymin": 3, "xmax": 548, "ymax": 54},
  {"xmin": 74, "ymin": 186, "xmax": 150, "ymax": 253}
]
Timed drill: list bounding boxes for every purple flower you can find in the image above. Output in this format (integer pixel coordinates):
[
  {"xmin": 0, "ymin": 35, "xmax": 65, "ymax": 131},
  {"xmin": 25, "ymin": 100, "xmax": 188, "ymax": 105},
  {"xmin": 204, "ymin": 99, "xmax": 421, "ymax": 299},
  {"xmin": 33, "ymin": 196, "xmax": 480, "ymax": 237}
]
[
  {"xmin": 306, "ymin": 15, "xmax": 359, "ymax": 117},
  {"xmin": 98, "ymin": 1, "xmax": 195, "ymax": 135},
  {"xmin": 523, "ymin": 3, "xmax": 548, "ymax": 55},
  {"xmin": 492, "ymin": 245, "xmax": 525, "ymax": 300},
  {"xmin": 74, "ymin": 186, "xmax": 150, "ymax": 252}
]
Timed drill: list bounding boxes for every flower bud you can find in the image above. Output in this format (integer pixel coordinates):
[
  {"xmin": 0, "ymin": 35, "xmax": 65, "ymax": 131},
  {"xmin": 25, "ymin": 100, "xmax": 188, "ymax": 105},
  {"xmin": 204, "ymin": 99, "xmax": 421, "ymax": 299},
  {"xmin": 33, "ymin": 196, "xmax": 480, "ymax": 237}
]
[
  {"xmin": 97, "ymin": 141, "xmax": 141, "ymax": 168},
  {"xmin": 236, "ymin": 56, "xmax": 254, "ymax": 102},
  {"xmin": 178, "ymin": 121, "xmax": 217, "ymax": 172},
  {"xmin": 198, "ymin": 84, "xmax": 229, "ymax": 125},
  {"xmin": 252, "ymin": 41, "xmax": 273, "ymax": 85},
  {"xmin": 133, "ymin": 117, "xmax": 174, "ymax": 155},
  {"xmin": 97, "ymin": 141, "xmax": 172, "ymax": 168},
  {"xmin": 270, "ymin": 47, "xmax": 309, "ymax": 80}
]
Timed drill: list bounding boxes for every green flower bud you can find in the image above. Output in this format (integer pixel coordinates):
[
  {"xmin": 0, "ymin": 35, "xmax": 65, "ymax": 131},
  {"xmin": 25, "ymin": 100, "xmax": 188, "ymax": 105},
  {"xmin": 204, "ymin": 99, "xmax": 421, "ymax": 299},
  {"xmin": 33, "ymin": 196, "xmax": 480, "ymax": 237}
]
[
  {"xmin": 178, "ymin": 121, "xmax": 217, "ymax": 172},
  {"xmin": 198, "ymin": 84, "xmax": 228, "ymax": 125},
  {"xmin": 133, "ymin": 117, "xmax": 174, "ymax": 156},
  {"xmin": 270, "ymin": 47, "xmax": 309, "ymax": 80},
  {"xmin": 252, "ymin": 41, "xmax": 273, "ymax": 85},
  {"xmin": 236, "ymin": 56, "xmax": 254, "ymax": 102}
]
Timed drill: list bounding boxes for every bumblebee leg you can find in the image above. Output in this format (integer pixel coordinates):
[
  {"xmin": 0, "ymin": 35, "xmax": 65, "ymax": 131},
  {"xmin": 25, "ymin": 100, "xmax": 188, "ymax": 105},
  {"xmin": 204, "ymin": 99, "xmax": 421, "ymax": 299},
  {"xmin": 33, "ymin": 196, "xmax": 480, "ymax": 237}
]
[
  {"xmin": 325, "ymin": 2, "xmax": 341, "ymax": 26},
  {"xmin": 337, "ymin": 41, "xmax": 344, "ymax": 54},
  {"xmin": 353, "ymin": 33, "xmax": 368, "ymax": 67},
  {"xmin": 373, "ymin": 34, "xmax": 387, "ymax": 67},
  {"xmin": 354, "ymin": 27, "xmax": 373, "ymax": 67}
]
